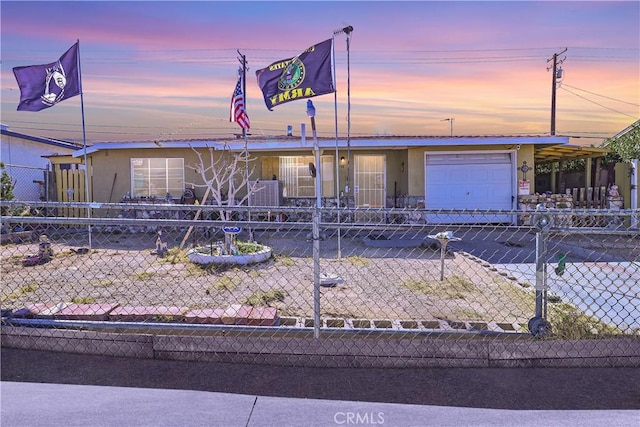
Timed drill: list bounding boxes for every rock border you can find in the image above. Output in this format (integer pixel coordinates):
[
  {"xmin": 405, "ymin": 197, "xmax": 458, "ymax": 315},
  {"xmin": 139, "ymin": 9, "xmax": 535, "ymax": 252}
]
[{"xmin": 187, "ymin": 246, "xmax": 272, "ymax": 265}]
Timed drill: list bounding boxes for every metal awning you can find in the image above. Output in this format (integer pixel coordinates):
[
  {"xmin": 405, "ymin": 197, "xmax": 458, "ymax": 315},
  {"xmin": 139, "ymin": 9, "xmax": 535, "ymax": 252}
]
[{"xmin": 534, "ymin": 144, "xmax": 609, "ymax": 163}]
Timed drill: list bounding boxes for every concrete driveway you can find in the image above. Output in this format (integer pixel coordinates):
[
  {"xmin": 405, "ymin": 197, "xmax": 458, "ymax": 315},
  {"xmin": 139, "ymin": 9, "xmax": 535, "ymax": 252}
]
[
  {"xmin": 447, "ymin": 229, "xmax": 639, "ymax": 332},
  {"xmin": 494, "ymin": 261, "xmax": 640, "ymax": 331}
]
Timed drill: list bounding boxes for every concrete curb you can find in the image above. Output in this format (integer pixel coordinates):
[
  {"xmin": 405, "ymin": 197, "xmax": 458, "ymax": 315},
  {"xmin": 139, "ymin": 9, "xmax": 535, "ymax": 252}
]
[
  {"xmin": 1, "ymin": 326, "xmax": 154, "ymax": 359},
  {"xmin": 2, "ymin": 325, "xmax": 639, "ymax": 368}
]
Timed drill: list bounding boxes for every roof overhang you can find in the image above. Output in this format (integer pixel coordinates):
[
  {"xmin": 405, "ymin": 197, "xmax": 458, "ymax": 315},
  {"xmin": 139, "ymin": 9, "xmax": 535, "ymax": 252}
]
[
  {"xmin": 534, "ymin": 144, "xmax": 610, "ymax": 163},
  {"xmin": 1, "ymin": 128, "xmax": 82, "ymax": 150},
  {"xmin": 245, "ymin": 137, "xmax": 568, "ymax": 152},
  {"xmin": 74, "ymin": 136, "xmax": 569, "ymax": 156}
]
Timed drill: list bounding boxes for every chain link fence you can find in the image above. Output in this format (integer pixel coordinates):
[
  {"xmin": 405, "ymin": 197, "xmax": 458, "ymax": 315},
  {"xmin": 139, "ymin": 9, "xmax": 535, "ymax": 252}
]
[
  {"xmin": 1, "ymin": 164, "xmax": 47, "ymax": 202},
  {"xmin": 1, "ymin": 201, "xmax": 639, "ymax": 367}
]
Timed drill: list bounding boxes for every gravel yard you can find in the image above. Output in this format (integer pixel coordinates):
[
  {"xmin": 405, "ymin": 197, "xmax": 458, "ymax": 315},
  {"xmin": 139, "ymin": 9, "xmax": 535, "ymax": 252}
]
[{"xmin": 1, "ymin": 229, "xmax": 537, "ymax": 325}]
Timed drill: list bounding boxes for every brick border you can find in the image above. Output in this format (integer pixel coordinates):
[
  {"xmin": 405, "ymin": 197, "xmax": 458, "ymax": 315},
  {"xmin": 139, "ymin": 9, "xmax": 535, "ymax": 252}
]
[{"xmin": 10, "ymin": 303, "xmax": 280, "ymax": 327}]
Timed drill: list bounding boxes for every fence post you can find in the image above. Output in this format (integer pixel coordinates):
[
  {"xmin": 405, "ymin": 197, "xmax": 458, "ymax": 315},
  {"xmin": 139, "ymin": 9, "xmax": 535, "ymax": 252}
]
[
  {"xmin": 529, "ymin": 206, "xmax": 553, "ymax": 337},
  {"xmin": 308, "ymin": 100, "xmax": 322, "ymax": 339},
  {"xmin": 528, "ymin": 231, "xmax": 552, "ymax": 337},
  {"xmin": 535, "ymin": 232, "xmax": 546, "ymax": 317},
  {"xmin": 631, "ymin": 159, "xmax": 638, "ymax": 229},
  {"xmin": 312, "ymin": 209, "xmax": 321, "ymax": 338}
]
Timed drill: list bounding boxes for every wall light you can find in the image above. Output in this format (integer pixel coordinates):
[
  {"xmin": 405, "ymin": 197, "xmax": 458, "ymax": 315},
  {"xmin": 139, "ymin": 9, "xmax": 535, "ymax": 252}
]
[{"xmin": 340, "ymin": 156, "xmax": 346, "ymax": 165}]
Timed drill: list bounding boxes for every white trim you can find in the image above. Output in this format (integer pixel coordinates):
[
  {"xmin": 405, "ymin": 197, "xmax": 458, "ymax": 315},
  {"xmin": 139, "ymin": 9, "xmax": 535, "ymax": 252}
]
[{"xmin": 73, "ymin": 136, "xmax": 570, "ymax": 157}]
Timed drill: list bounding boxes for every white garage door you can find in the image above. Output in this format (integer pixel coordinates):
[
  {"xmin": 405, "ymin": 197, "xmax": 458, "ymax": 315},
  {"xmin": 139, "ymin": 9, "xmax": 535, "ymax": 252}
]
[{"xmin": 425, "ymin": 152, "xmax": 514, "ymax": 223}]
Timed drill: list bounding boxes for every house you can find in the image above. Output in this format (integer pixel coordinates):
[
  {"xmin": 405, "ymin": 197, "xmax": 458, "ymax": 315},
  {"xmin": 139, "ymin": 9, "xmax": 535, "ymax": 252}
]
[
  {"xmin": 0, "ymin": 125, "xmax": 82, "ymax": 201},
  {"xmin": 66, "ymin": 131, "xmax": 595, "ymax": 224}
]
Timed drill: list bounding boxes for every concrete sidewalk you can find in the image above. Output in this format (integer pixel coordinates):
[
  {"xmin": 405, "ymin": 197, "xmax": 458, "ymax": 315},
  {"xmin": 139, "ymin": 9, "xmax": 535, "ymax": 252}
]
[
  {"xmin": 2, "ymin": 348, "xmax": 639, "ymax": 426},
  {"xmin": 2, "ymin": 381, "xmax": 638, "ymax": 427}
]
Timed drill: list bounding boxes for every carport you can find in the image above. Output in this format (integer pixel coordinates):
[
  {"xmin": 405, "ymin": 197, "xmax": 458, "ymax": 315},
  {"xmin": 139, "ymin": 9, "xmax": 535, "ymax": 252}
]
[{"xmin": 534, "ymin": 144, "xmax": 610, "ymax": 194}]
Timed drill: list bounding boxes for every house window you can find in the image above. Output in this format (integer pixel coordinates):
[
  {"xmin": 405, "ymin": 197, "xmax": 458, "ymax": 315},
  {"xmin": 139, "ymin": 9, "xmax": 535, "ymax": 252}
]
[
  {"xmin": 279, "ymin": 155, "xmax": 334, "ymax": 198},
  {"xmin": 131, "ymin": 158, "xmax": 184, "ymax": 198}
]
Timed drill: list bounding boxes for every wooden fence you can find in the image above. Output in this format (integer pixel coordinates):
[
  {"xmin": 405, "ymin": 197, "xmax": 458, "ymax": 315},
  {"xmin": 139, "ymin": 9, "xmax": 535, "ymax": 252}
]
[
  {"xmin": 568, "ymin": 186, "xmax": 608, "ymax": 209},
  {"xmin": 53, "ymin": 168, "xmax": 91, "ymax": 217}
]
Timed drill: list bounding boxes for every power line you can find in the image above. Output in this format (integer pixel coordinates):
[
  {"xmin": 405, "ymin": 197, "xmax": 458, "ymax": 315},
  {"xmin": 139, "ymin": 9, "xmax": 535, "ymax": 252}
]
[
  {"xmin": 6, "ymin": 45, "xmax": 636, "ymax": 63},
  {"xmin": 561, "ymin": 83, "xmax": 639, "ymax": 107},
  {"xmin": 559, "ymin": 86, "xmax": 639, "ymax": 120}
]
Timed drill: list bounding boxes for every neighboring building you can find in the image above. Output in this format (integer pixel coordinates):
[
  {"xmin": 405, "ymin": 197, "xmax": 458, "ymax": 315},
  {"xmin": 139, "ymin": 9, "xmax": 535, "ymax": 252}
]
[
  {"xmin": 70, "ymin": 133, "xmax": 586, "ymax": 223},
  {"xmin": 607, "ymin": 120, "xmax": 640, "ymax": 210},
  {"xmin": 0, "ymin": 125, "xmax": 82, "ymax": 200}
]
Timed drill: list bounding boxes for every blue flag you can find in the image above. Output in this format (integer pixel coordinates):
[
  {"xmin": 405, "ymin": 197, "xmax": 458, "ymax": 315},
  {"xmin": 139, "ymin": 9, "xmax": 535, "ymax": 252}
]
[
  {"xmin": 13, "ymin": 43, "xmax": 81, "ymax": 112},
  {"xmin": 255, "ymin": 39, "xmax": 334, "ymax": 110}
]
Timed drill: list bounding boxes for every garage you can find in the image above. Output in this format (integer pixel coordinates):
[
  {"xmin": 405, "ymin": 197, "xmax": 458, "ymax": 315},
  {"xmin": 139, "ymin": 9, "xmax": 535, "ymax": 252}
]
[{"xmin": 425, "ymin": 151, "xmax": 515, "ymax": 223}]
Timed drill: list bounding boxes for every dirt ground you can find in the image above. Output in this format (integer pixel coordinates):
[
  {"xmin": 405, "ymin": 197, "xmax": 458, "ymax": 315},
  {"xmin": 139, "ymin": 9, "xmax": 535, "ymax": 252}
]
[{"xmin": 0, "ymin": 229, "xmax": 537, "ymax": 325}]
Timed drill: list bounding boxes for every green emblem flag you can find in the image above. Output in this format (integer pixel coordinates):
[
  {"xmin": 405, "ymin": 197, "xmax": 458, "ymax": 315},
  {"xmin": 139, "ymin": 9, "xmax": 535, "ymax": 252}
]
[{"xmin": 255, "ymin": 38, "xmax": 335, "ymax": 110}]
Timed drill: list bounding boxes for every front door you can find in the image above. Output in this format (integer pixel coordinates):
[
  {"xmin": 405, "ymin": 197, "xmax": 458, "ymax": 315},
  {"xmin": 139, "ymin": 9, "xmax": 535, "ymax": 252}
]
[{"xmin": 354, "ymin": 154, "xmax": 386, "ymax": 224}]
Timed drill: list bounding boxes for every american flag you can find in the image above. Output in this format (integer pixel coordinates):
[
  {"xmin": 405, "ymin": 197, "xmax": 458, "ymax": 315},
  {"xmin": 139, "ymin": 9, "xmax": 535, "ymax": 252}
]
[{"xmin": 230, "ymin": 71, "xmax": 250, "ymax": 131}]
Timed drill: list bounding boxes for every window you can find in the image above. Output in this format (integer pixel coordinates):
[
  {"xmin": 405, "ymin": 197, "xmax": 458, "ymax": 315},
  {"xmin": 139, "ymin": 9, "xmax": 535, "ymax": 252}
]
[
  {"xmin": 278, "ymin": 155, "xmax": 334, "ymax": 198},
  {"xmin": 131, "ymin": 158, "xmax": 184, "ymax": 198}
]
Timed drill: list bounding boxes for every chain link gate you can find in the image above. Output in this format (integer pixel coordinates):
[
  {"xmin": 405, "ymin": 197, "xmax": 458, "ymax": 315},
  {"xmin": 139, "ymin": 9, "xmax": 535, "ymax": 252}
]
[{"xmin": 1, "ymin": 201, "xmax": 639, "ymax": 367}]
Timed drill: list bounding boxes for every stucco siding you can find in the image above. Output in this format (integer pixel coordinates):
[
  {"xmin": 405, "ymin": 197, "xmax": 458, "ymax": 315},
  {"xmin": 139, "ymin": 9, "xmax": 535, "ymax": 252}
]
[
  {"xmin": 1, "ymin": 135, "xmax": 74, "ymax": 168},
  {"xmin": 88, "ymin": 143, "xmax": 530, "ymax": 206}
]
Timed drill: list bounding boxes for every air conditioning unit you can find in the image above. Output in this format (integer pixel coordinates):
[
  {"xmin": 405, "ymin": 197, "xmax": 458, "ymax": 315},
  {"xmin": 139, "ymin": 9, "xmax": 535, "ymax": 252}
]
[{"xmin": 249, "ymin": 180, "xmax": 282, "ymax": 207}]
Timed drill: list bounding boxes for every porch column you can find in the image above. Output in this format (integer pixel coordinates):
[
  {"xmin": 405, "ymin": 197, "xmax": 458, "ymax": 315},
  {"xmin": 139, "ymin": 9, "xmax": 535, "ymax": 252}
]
[
  {"xmin": 550, "ymin": 162, "xmax": 557, "ymax": 193},
  {"xmin": 558, "ymin": 161, "xmax": 564, "ymax": 193},
  {"xmin": 585, "ymin": 157, "xmax": 592, "ymax": 190}
]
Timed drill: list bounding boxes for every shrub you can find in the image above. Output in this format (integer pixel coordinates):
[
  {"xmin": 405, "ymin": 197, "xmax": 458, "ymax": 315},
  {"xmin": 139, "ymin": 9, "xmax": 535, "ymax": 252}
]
[
  {"xmin": 211, "ymin": 276, "xmax": 242, "ymax": 291},
  {"xmin": 549, "ymin": 305, "xmax": 621, "ymax": 339},
  {"xmin": 245, "ymin": 289, "xmax": 286, "ymax": 306},
  {"xmin": 71, "ymin": 296, "xmax": 96, "ymax": 304}
]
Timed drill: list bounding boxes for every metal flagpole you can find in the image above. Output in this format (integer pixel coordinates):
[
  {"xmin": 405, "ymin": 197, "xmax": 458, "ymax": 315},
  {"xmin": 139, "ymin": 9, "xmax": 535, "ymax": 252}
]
[
  {"xmin": 238, "ymin": 51, "xmax": 253, "ymax": 241},
  {"xmin": 76, "ymin": 39, "xmax": 92, "ymax": 250},
  {"xmin": 331, "ymin": 32, "xmax": 341, "ymax": 259},
  {"xmin": 345, "ymin": 27, "xmax": 352, "ymax": 203},
  {"xmin": 332, "ymin": 25, "xmax": 353, "ymax": 258}
]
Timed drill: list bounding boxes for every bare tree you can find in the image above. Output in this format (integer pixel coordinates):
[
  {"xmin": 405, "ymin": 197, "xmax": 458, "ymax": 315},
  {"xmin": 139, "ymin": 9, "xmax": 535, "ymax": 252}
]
[{"xmin": 187, "ymin": 145, "xmax": 262, "ymax": 253}]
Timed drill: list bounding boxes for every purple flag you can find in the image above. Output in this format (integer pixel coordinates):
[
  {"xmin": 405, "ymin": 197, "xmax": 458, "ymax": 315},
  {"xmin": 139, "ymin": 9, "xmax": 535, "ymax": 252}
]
[
  {"xmin": 255, "ymin": 39, "xmax": 334, "ymax": 110},
  {"xmin": 13, "ymin": 43, "xmax": 81, "ymax": 112}
]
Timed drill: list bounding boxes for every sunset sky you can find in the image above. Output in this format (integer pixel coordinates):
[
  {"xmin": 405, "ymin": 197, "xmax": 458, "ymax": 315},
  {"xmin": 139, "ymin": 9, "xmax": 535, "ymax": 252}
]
[{"xmin": 1, "ymin": 1, "xmax": 638, "ymax": 146}]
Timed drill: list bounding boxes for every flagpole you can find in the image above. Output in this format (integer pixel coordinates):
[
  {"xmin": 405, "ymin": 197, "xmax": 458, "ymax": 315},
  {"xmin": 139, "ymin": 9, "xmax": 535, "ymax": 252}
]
[
  {"xmin": 238, "ymin": 51, "xmax": 253, "ymax": 241},
  {"xmin": 332, "ymin": 26, "xmax": 353, "ymax": 202},
  {"xmin": 331, "ymin": 33, "xmax": 342, "ymax": 259},
  {"xmin": 77, "ymin": 39, "xmax": 92, "ymax": 250},
  {"xmin": 345, "ymin": 27, "xmax": 352, "ymax": 204},
  {"xmin": 332, "ymin": 25, "xmax": 353, "ymax": 257}
]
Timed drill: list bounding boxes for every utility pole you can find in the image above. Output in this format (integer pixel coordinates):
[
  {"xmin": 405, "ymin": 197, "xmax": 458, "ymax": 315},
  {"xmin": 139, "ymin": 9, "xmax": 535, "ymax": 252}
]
[{"xmin": 548, "ymin": 48, "xmax": 567, "ymax": 136}]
